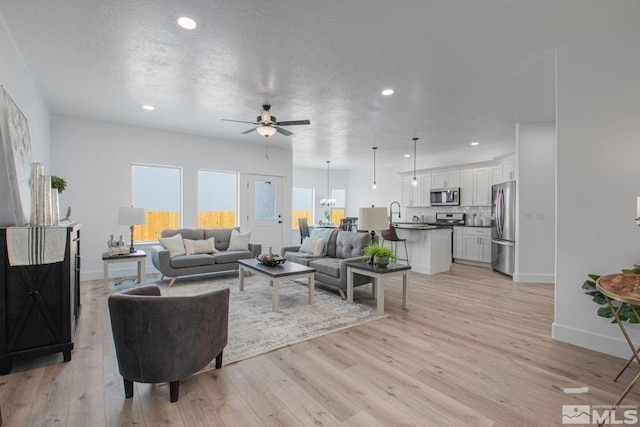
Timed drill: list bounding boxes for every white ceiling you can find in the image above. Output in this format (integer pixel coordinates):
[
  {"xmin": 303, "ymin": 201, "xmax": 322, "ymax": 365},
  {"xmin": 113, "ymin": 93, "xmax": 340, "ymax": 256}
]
[{"xmin": 1, "ymin": 1, "xmax": 639, "ymax": 170}]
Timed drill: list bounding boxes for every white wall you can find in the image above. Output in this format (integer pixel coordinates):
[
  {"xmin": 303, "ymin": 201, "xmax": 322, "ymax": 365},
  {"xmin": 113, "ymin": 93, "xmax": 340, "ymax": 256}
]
[
  {"xmin": 515, "ymin": 122, "xmax": 556, "ymax": 283},
  {"xmin": 51, "ymin": 115, "xmax": 292, "ymax": 280},
  {"xmin": 0, "ymin": 14, "xmax": 50, "ymax": 226},
  {"xmin": 554, "ymin": 25, "xmax": 640, "ymax": 357}
]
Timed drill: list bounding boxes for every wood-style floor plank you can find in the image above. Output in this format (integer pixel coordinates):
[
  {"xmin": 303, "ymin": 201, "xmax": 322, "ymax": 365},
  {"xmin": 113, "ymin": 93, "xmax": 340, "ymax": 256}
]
[{"xmin": 1, "ymin": 263, "xmax": 639, "ymax": 426}]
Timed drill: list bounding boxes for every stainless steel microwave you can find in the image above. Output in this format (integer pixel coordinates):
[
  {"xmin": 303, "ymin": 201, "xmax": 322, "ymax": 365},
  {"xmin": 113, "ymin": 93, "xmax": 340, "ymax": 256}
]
[{"xmin": 430, "ymin": 188, "xmax": 460, "ymax": 206}]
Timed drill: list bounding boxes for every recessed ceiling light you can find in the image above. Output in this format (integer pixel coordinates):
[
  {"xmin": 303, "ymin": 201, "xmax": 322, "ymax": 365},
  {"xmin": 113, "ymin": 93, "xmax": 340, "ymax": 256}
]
[
  {"xmin": 404, "ymin": 154, "xmax": 411, "ymax": 158},
  {"xmin": 177, "ymin": 16, "xmax": 197, "ymax": 30},
  {"xmin": 142, "ymin": 105, "xmax": 155, "ymax": 111},
  {"xmin": 470, "ymin": 141, "xmax": 479, "ymax": 146},
  {"xmin": 381, "ymin": 89, "xmax": 394, "ymax": 96}
]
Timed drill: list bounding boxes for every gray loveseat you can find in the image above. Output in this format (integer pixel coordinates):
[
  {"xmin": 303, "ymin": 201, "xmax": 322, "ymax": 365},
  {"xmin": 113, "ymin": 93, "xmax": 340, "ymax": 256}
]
[
  {"xmin": 281, "ymin": 229, "xmax": 372, "ymax": 298},
  {"xmin": 150, "ymin": 227, "xmax": 261, "ymax": 287}
]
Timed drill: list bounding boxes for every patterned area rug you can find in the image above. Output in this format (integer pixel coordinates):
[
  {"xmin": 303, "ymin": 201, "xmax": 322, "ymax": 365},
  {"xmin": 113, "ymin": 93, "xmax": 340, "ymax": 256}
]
[{"xmin": 146, "ymin": 273, "xmax": 386, "ymax": 368}]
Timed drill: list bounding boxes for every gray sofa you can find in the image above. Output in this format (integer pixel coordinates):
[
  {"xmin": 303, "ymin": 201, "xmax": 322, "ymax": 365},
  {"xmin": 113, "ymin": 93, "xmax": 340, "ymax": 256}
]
[
  {"xmin": 150, "ymin": 227, "xmax": 261, "ymax": 287},
  {"xmin": 281, "ymin": 229, "xmax": 372, "ymax": 297}
]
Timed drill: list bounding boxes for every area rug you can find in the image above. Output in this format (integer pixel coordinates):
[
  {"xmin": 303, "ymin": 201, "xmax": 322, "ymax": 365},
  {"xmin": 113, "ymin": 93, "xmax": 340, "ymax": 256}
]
[{"xmin": 145, "ymin": 274, "xmax": 386, "ymax": 368}]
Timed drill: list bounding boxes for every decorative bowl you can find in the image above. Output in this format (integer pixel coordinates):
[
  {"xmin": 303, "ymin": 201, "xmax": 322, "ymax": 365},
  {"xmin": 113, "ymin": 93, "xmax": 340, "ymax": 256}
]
[{"xmin": 257, "ymin": 255, "xmax": 286, "ymax": 267}]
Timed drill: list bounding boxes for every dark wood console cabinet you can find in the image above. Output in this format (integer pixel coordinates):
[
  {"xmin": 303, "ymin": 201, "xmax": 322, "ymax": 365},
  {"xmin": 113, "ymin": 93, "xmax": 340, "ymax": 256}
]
[{"xmin": 0, "ymin": 223, "xmax": 81, "ymax": 374}]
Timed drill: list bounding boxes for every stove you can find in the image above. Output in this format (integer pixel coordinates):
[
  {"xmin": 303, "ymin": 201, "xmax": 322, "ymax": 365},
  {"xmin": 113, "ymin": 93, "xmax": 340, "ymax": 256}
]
[{"xmin": 428, "ymin": 212, "xmax": 466, "ymax": 226}]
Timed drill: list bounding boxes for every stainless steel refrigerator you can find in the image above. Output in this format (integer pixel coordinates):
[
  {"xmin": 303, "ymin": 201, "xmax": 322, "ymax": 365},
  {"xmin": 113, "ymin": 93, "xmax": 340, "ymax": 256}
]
[{"xmin": 492, "ymin": 180, "xmax": 515, "ymax": 276}]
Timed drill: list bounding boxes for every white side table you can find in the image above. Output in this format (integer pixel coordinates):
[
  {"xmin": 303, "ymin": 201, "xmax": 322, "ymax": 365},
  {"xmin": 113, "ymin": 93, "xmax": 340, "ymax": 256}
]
[{"xmin": 102, "ymin": 250, "xmax": 146, "ymax": 293}]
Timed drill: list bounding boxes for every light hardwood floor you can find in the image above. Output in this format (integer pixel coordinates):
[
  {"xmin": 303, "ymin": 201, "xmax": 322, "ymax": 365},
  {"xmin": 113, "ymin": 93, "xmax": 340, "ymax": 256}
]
[{"xmin": 0, "ymin": 263, "xmax": 637, "ymax": 426}]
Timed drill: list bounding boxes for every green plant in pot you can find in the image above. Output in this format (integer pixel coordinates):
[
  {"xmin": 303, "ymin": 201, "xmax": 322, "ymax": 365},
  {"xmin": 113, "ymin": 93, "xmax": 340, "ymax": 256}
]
[
  {"xmin": 364, "ymin": 243, "xmax": 396, "ymax": 267},
  {"xmin": 51, "ymin": 176, "xmax": 67, "ymax": 193}
]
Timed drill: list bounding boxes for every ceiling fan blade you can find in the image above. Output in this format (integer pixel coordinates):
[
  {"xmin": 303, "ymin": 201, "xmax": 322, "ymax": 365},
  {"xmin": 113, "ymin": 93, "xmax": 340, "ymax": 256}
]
[
  {"xmin": 274, "ymin": 120, "xmax": 310, "ymax": 126},
  {"xmin": 275, "ymin": 126, "xmax": 293, "ymax": 136},
  {"xmin": 221, "ymin": 119, "xmax": 259, "ymax": 124},
  {"xmin": 241, "ymin": 127, "xmax": 258, "ymax": 134}
]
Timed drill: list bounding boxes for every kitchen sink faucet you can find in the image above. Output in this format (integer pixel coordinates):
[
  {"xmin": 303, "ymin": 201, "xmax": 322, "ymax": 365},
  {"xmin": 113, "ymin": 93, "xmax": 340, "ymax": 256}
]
[{"xmin": 389, "ymin": 201, "xmax": 401, "ymax": 224}]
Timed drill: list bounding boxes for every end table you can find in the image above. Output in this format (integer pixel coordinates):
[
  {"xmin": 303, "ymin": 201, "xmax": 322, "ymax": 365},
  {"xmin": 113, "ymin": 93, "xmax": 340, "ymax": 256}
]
[{"xmin": 102, "ymin": 250, "xmax": 146, "ymax": 293}]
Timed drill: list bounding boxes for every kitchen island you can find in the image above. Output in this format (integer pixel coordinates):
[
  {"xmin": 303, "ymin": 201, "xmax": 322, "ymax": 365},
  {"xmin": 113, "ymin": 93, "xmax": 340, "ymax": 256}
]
[{"xmin": 392, "ymin": 224, "xmax": 452, "ymax": 275}]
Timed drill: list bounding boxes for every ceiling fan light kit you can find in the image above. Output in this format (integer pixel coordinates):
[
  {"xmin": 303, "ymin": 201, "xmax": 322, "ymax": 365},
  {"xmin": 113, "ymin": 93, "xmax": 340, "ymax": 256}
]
[
  {"xmin": 256, "ymin": 125, "xmax": 277, "ymax": 137},
  {"xmin": 222, "ymin": 104, "xmax": 310, "ymax": 138}
]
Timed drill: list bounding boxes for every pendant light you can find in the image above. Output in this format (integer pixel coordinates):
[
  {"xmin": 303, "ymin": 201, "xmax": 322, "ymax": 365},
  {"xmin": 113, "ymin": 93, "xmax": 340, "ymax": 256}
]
[
  {"xmin": 412, "ymin": 137, "xmax": 418, "ymax": 187},
  {"xmin": 320, "ymin": 160, "xmax": 336, "ymax": 206},
  {"xmin": 371, "ymin": 146, "xmax": 378, "ymax": 190}
]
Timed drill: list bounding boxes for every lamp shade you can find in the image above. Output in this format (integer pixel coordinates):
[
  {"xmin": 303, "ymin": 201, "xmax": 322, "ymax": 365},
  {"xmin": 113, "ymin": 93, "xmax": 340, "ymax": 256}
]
[
  {"xmin": 358, "ymin": 207, "xmax": 389, "ymax": 231},
  {"xmin": 118, "ymin": 207, "xmax": 146, "ymax": 225}
]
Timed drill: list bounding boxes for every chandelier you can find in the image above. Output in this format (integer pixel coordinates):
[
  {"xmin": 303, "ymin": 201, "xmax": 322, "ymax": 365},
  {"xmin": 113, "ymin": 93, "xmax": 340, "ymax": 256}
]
[{"xmin": 320, "ymin": 160, "xmax": 336, "ymax": 206}]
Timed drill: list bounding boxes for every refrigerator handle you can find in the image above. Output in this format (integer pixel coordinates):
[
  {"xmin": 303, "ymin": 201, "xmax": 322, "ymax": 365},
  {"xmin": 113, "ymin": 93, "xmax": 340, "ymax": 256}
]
[
  {"xmin": 491, "ymin": 239, "xmax": 514, "ymax": 246},
  {"xmin": 496, "ymin": 187, "xmax": 503, "ymax": 235}
]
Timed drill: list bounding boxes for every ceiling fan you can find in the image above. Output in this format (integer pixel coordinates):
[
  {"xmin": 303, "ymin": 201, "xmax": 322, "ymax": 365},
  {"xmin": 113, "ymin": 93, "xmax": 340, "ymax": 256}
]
[{"xmin": 221, "ymin": 104, "xmax": 310, "ymax": 137}]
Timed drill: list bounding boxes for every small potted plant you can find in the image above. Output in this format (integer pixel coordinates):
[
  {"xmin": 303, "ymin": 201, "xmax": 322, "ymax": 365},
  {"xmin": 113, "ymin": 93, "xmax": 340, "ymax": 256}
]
[{"xmin": 363, "ymin": 243, "xmax": 396, "ymax": 267}]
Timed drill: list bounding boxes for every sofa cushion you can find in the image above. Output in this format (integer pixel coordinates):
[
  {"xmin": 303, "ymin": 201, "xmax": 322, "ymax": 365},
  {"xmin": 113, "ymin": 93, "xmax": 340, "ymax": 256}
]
[
  {"xmin": 170, "ymin": 254, "xmax": 216, "ymax": 268},
  {"xmin": 204, "ymin": 228, "xmax": 235, "ymax": 251},
  {"xmin": 310, "ymin": 228, "xmax": 336, "ymax": 256},
  {"xmin": 228, "ymin": 229, "xmax": 251, "ymax": 250},
  {"xmin": 159, "ymin": 233, "xmax": 186, "ymax": 258},
  {"xmin": 162, "ymin": 228, "xmax": 204, "ymax": 241},
  {"xmin": 212, "ymin": 250, "xmax": 254, "ymax": 264},
  {"xmin": 300, "ymin": 237, "xmax": 326, "ymax": 256},
  {"xmin": 335, "ymin": 232, "xmax": 370, "ymax": 259},
  {"xmin": 309, "ymin": 258, "xmax": 341, "ymax": 278},
  {"xmin": 184, "ymin": 237, "xmax": 218, "ymax": 255},
  {"xmin": 283, "ymin": 251, "xmax": 319, "ymax": 266}
]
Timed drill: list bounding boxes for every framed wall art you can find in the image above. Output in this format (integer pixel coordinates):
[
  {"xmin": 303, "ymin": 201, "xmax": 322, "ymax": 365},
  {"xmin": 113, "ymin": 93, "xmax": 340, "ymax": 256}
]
[{"xmin": 1, "ymin": 86, "xmax": 33, "ymax": 226}]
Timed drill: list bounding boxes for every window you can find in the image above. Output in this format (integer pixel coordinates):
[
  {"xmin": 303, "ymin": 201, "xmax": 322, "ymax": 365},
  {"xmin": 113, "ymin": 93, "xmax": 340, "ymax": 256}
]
[
  {"xmin": 198, "ymin": 170, "xmax": 238, "ymax": 227},
  {"xmin": 131, "ymin": 164, "xmax": 181, "ymax": 241},
  {"xmin": 292, "ymin": 187, "xmax": 313, "ymax": 228},
  {"xmin": 330, "ymin": 189, "xmax": 346, "ymax": 226}
]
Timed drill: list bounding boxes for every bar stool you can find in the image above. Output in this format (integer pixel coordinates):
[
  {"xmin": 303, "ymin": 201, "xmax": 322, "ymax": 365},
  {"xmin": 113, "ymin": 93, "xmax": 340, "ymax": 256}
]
[{"xmin": 380, "ymin": 225, "xmax": 409, "ymax": 265}]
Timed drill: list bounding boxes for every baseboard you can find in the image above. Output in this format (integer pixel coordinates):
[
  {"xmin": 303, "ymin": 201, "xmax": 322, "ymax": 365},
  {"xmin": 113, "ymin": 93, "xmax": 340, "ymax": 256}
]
[
  {"xmin": 552, "ymin": 322, "xmax": 630, "ymax": 359},
  {"xmin": 513, "ymin": 272, "xmax": 555, "ymax": 284},
  {"xmin": 410, "ymin": 262, "xmax": 450, "ymax": 275}
]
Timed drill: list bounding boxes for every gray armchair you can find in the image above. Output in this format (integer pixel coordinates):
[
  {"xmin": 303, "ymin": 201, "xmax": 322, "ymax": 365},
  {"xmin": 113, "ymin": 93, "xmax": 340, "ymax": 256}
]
[{"xmin": 108, "ymin": 285, "xmax": 229, "ymax": 402}]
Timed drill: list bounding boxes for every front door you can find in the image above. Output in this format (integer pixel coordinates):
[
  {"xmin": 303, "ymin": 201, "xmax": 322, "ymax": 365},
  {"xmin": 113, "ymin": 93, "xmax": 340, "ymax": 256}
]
[{"xmin": 246, "ymin": 174, "xmax": 283, "ymax": 255}]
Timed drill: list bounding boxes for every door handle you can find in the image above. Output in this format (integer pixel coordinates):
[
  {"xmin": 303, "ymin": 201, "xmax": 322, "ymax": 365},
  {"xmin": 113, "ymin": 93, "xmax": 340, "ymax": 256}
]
[
  {"xmin": 278, "ymin": 221, "xmax": 283, "ymax": 224},
  {"xmin": 491, "ymin": 239, "xmax": 514, "ymax": 246}
]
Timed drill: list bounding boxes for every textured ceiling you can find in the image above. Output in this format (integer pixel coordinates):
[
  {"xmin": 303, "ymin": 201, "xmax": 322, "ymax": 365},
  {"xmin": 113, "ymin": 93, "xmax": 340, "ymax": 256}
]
[{"xmin": 1, "ymin": 1, "xmax": 639, "ymax": 170}]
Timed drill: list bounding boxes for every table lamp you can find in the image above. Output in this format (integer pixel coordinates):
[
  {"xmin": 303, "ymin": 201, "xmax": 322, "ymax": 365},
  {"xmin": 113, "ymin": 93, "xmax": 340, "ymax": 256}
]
[
  {"xmin": 358, "ymin": 206, "xmax": 389, "ymax": 243},
  {"xmin": 118, "ymin": 206, "xmax": 146, "ymax": 253}
]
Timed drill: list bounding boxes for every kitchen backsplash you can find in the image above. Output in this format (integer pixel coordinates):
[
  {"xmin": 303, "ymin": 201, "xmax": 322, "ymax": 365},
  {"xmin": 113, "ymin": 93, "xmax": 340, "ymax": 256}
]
[{"xmin": 403, "ymin": 206, "xmax": 492, "ymax": 223}]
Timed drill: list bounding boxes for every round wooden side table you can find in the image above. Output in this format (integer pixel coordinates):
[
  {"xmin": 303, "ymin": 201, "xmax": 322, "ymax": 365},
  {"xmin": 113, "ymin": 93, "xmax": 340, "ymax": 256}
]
[{"xmin": 596, "ymin": 274, "xmax": 640, "ymax": 405}]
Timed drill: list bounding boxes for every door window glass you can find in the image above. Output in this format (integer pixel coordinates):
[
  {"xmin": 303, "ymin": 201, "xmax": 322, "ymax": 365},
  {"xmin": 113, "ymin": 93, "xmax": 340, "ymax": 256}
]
[{"xmin": 255, "ymin": 180, "xmax": 276, "ymax": 220}]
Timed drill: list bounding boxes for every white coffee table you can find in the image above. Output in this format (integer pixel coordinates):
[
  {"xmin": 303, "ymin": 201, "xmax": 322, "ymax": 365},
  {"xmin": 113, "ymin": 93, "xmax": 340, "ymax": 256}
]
[{"xmin": 238, "ymin": 258, "xmax": 315, "ymax": 312}]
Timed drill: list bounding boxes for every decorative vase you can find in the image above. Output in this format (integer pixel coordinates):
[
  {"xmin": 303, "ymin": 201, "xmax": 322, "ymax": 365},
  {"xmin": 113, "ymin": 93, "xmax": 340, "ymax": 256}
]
[
  {"xmin": 51, "ymin": 188, "xmax": 60, "ymax": 226},
  {"xmin": 30, "ymin": 163, "xmax": 44, "ymax": 225},
  {"xmin": 375, "ymin": 256, "xmax": 389, "ymax": 267},
  {"xmin": 107, "ymin": 235, "xmax": 118, "ymax": 248}
]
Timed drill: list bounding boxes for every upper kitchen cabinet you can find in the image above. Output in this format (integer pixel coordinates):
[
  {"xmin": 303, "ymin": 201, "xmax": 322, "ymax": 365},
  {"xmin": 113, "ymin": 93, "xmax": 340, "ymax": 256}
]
[
  {"xmin": 432, "ymin": 170, "xmax": 461, "ymax": 189},
  {"xmin": 460, "ymin": 168, "xmax": 491, "ymax": 206},
  {"xmin": 420, "ymin": 174, "xmax": 432, "ymax": 207},
  {"xmin": 402, "ymin": 174, "xmax": 431, "ymax": 207},
  {"xmin": 499, "ymin": 154, "xmax": 516, "ymax": 183}
]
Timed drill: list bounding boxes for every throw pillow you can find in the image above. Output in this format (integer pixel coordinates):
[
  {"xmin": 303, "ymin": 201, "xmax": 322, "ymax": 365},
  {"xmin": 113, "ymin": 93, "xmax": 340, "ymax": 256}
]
[
  {"xmin": 183, "ymin": 237, "xmax": 218, "ymax": 255},
  {"xmin": 300, "ymin": 237, "xmax": 326, "ymax": 256},
  {"xmin": 158, "ymin": 233, "xmax": 186, "ymax": 258},
  {"xmin": 228, "ymin": 229, "xmax": 251, "ymax": 251}
]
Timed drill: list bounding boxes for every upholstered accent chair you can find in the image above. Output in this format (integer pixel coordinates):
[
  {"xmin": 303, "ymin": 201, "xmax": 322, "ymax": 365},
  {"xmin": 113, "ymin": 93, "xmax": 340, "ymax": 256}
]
[{"xmin": 108, "ymin": 285, "xmax": 229, "ymax": 402}]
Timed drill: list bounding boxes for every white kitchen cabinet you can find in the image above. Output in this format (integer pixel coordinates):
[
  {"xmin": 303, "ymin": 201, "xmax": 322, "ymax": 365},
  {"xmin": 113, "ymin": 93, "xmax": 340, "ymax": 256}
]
[
  {"xmin": 490, "ymin": 166, "xmax": 501, "ymax": 187},
  {"xmin": 458, "ymin": 227, "xmax": 491, "ymax": 263},
  {"xmin": 432, "ymin": 170, "xmax": 460, "ymax": 189},
  {"xmin": 402, "ymin": 174, "xmax": 431, "ymax": 206},
  {"xmin": 474, "ymin": 167, "xmax": 491, "ymax": 206},
  {"xmin": 460, "ymin": 168, "xmax": 490, "ymax": 206},
  {"xmin": 401, "ymin": 176, "xmax": 418, "ymax": 207},
  {"xmin": 460, "ymin": 169, "xmax": 474, "ymax": 206},
  {"xmin": 420, "ymin": 174, "xmax": 432, "ymax": 206},
  {"xmin": 453, "ymin": 227, "xmax": 463, "ymax": 259},
  {"xmin": 500, "ymin": 155, "xmax": 516, "ymax": 182}
]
